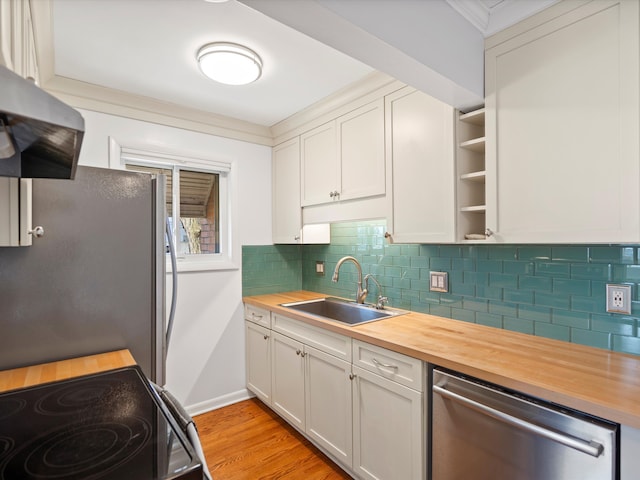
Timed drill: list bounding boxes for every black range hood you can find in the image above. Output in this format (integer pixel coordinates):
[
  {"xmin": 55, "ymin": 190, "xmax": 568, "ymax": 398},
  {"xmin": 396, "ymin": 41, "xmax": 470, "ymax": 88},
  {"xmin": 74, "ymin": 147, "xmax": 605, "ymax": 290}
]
[{"xmin": 0, "ymin": 66, "xmax": 84, "ymax": 179}]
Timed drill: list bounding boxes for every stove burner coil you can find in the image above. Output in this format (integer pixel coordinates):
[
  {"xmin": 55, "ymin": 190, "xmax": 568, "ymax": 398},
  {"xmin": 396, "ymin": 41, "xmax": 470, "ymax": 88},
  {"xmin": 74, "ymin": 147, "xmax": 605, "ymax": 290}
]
[
  {"xmin": 35, "ymin": 380, "xmax": 122, "ymax": 416},
  {"xmin": 0, "ymin": 398, "xmax": 26, "ymax": 420},
  {"xmin": 0, "ymin": 417, "xmax": 151, "ymax": 480}
]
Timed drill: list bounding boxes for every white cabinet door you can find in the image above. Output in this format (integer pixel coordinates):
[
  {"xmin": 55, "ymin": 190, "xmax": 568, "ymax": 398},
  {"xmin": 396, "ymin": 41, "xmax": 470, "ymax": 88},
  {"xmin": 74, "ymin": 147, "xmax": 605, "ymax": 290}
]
[
  {"xmin": 271, "ymin": 331, "xmax": 306, "ymax": 431},
  {"xmin": 272, "ymin": 138, "xmax": 302, "ymax": 244},
  {"xmin": 352, "ymin": 365, "xmax": 423, "ymax": 480},
  {"xmin": 245, "ymin": 321, "xmax": 272, "ymax": 404},
  {"xmin": 304, "ymin": 345, "xmax": 353, "ymax": 468},
  {"xmin": 301, "ymin": 99, "xmax": 385, "ymax": 208},
  {"xmin": 385, "ymin": 87, "xmax": 455, "ymax": 243},
  {"xmin": 485, "ymin": 0, "xmax": 639, "ymax": 243},
  {"xmin": 338, "ymin": 99, "xmax": 385, "ymax": 202},
  {"xmin": 301, "ymin": 121, "xmax": 338, "ymax": 207},
  {"xmin": 0, "ymin": 0, "xmax": 39, "ymax": 83}
]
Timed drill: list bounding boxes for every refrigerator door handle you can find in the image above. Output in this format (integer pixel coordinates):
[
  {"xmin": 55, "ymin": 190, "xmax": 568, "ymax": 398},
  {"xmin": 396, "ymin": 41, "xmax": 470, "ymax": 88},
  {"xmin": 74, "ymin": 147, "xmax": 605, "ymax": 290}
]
[
  {"xmin": 433, "ymin": 384, "xmax": 604, "ymax": 458},
  {"xmin": 165, "ymin": 217, "xmax": 178, "ymax": 348}
]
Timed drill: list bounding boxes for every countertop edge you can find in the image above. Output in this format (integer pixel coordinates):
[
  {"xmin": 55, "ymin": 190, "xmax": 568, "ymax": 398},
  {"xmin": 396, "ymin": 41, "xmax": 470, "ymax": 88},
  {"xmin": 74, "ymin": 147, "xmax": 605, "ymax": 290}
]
[
  {"xmin": 0, "ymin": 349, "xmax": 136, "ymax": 393},
  {"xmin": 244, "ymin": 291, "xmax": 640, "ymax": 429}
]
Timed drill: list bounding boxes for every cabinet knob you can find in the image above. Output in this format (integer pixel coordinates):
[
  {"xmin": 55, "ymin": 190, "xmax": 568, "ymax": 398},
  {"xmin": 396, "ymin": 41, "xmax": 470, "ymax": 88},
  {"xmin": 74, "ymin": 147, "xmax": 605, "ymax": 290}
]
[
  {"xmin": 485, "ymin": 228, "xmax": 494, "ymax": 237},
  {"xmin": 294, "ymin": 235, "xmax": 300, "ymax": 241},
  {"xmin": 329, "ymin": 191, "xmax": 335, "ymax": 198},
  {"xmin": 349, "ymin": 373, "xmax": 356, "ymax": 380},
  {"xmin": 28, "ymin": 226, "xmax": 44, "ymax": 238},
  {"xmin": 263, "ymin": 335, "xmax": 269, "ymax": 340},
  {"xmin": 296, "ymin": 349, "xmax": 301, "ymax": 356},
  {"xmin": 300, "ymin": 352, "xmax": 306, "ymax": 358}
]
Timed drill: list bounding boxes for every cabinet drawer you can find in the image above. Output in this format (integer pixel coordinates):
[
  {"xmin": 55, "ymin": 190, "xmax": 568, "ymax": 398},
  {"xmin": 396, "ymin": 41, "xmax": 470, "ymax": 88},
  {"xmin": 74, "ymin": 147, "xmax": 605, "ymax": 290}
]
[
  {"xmin": 352, "ymin": 340, "xmax": 423, "ymax": 391},
  {"xmin": 272, "ymin": 314, "xmax": 351, "ymax": 362},
  {"xmin": 244, "ymin": 304, "xmax": 271, "ymax": 328}
]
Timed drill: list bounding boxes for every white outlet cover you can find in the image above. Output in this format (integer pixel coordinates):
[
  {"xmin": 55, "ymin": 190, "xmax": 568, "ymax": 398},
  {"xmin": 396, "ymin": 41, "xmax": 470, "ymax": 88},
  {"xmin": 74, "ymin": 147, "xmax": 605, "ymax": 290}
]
[
  {"xmin": 606, "ymin": 284, "xmax": 632, "ymax": 315},
  {"xmin": 429, "ymin": 271, "xmax": 448, "ymax": 293}
]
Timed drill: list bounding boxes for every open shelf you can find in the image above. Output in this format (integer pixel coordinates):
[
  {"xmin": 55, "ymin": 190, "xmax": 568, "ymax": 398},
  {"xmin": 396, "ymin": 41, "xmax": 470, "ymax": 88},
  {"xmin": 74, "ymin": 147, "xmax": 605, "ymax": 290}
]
[
  {"xmin": 456, "ymin": 106, "xmax": 486, "ymax": 241},
  {"xmin": 460, "ymin": 171, "xmax": 486, "ymax": 183},
  {"xmin": 459, "ymin": 137, "xmax": 485, "ymax": 153},
  {"xmin": 459, "ymin": 108, "xmax": 485, "ymax": 126},
  {"xmin": 460, "ymin": 205, "xmax": 486, "ymax": 213}
]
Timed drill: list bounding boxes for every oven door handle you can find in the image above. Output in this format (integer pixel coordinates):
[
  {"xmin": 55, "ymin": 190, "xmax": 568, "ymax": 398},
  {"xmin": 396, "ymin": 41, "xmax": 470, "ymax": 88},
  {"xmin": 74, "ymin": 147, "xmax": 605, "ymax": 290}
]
[{"xmin": 433, "ymin": 384, "xmax": 604, "ymax": 458}]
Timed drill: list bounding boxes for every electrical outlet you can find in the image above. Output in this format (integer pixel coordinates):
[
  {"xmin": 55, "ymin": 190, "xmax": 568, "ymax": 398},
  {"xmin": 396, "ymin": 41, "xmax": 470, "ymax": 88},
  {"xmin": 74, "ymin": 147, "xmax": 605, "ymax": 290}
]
[
  {"xmin": 606, "ymin": 284, "xmax": 632, "ymax": 315},
  {"xmin": 315, "ymin": 261, "xmax": 325, "ymax": 276},
  {"xmin": 429, "ymin": 271, "xmax": 448, "ymax": 293}
]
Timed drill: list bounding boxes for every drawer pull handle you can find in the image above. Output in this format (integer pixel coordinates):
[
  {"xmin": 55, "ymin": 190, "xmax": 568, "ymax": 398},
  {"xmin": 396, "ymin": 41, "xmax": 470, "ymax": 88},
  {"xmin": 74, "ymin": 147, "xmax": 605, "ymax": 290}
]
[
  {"xmin": 252, "ymin": 313, "xmax": 263, "ymax": 320},
  {"xmin": 372, "ymin": 358, "xmax": 398, "ymax": 370}
]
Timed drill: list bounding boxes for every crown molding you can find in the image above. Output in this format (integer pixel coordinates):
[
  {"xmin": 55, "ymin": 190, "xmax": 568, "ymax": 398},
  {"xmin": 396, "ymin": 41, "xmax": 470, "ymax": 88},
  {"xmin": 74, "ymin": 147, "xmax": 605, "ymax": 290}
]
[
  {"xmin": 44, "ymin": 75, "xmax": 274, "ymax": 146},
  {"xmin": 271, "ymin": 71, "xmax": 404, "ymax": 145},
  {"xmin": 447, "ymin": 0, "xmax": 560, "ymax": 38}
]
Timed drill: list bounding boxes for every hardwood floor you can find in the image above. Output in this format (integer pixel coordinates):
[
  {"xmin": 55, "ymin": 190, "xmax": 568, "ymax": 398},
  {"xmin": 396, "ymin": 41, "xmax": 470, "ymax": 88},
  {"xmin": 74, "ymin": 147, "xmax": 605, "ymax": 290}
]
[{"xmin": 194, "ymin": 398, "xmax": 353, "ymax": 480}]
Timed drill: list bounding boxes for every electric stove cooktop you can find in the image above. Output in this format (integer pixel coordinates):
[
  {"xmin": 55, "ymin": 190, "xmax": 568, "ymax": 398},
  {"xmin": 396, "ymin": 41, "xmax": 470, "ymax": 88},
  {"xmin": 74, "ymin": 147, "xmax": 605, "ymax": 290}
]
[{"xmin": 0, "ymin": 366, "xmax": 203, "ymax": 480}]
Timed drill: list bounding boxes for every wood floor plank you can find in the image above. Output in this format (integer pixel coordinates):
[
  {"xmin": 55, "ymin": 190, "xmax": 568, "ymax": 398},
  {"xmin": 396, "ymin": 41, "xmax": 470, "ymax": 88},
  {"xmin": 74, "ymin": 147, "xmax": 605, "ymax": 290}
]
[{"xmin": 194, "ymin": 398, "xmax": 353, "ymax": 479}]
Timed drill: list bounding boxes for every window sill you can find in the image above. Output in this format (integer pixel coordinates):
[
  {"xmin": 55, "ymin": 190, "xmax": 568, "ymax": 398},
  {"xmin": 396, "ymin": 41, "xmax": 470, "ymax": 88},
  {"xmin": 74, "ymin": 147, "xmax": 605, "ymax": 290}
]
[{"xmin": 166, "ymin": 258, "xmax": 239, "ymax": 273}]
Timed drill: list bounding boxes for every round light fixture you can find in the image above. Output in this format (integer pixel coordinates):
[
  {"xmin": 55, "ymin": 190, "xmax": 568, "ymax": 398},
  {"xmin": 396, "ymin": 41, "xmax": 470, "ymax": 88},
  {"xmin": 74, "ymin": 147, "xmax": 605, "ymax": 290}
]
[{"xmin": 196, "ymin": 42, "xmax": 263, "ymax": 86}]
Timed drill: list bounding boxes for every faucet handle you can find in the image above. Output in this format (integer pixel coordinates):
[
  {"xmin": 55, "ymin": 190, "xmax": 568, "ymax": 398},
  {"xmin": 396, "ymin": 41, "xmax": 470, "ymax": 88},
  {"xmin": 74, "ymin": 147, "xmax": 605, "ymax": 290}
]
[{"xmin": 376, "ymin": 296, "xmax": 388, "ymax": 310}]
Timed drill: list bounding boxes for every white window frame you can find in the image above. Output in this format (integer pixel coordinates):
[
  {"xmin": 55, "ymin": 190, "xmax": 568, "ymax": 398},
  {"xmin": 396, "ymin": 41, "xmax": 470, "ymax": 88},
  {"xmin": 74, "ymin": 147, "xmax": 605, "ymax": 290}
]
[{"xmin": 109, "ymin": 137, "xmax": 238, "ymax": 272}]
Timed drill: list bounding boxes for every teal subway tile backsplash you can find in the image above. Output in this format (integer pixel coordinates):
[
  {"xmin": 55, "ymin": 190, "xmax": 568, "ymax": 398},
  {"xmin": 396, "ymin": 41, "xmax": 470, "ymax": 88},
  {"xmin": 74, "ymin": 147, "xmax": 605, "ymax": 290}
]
[
  {"xmin": 242, "ymin": 219, "xmax": 640, "ymax": 357},
  {"xmin": 242, "ymin": 245, "xmax": 301, "ymax": 296}
]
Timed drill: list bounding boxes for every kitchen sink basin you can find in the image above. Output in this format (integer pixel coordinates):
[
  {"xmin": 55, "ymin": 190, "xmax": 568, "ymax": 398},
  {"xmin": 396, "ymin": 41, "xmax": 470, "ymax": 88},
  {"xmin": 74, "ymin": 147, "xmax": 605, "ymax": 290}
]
[{"xmin": 280, "ymin": 297, "xmax": 405, "ymax": 326}]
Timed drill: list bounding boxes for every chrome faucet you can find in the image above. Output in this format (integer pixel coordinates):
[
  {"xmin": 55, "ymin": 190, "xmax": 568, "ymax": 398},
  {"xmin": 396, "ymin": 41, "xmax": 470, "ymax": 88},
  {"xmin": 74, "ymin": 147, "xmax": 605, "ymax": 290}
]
[
  {"xmin": 332, "ymin": 256, "xmax": 367, "ymax": 304},
  {"xmin": 364, "ymin": 273, "xmax": 388, "ymax": 310}
]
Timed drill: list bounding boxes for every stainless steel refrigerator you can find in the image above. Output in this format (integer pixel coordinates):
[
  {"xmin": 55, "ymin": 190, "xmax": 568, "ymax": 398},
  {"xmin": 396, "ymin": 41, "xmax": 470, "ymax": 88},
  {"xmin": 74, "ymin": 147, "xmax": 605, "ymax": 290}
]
[{"xmin": 0, "ymin": 166, "xmax": 166, "ymax": 383}]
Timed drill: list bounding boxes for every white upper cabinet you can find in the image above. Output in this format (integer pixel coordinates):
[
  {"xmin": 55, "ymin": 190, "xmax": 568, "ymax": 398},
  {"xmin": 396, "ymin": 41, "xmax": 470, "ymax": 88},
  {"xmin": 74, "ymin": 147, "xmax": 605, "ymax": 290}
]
[
  {"xmin": 0, "ymin": 0, "xmax": 40, "ymax": 83},
  {"xmin": 338, "ymin": 99, "xmax": 385, "ymax": 202},
  {"xmin": 301, "ymin": 121, "xmax": 338, "ymax": 207},
  {"xmin": 485, "ymin": 0, "xmax": 639, "ymax": 243},
  {"xmin": 385, "ymin": 87, "xmax": 455, "ymax": 243},
  {"xmin": 301, "ymin": 99, "xmax": 385, "ymax": 207},
  {"xmin": 272, "ymin": 138, "xmax": 330, "ymax": 244},
  {"xmin": 272, "ymin": 138, "xmax": 302, "ymax": 244}
]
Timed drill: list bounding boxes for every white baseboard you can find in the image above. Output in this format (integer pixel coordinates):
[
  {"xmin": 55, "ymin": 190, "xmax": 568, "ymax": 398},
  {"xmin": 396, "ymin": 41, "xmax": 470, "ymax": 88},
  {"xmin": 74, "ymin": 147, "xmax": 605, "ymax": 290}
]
[{"xmin": 185, "ymin": 388, "xmax": 254, "ymax": 417}]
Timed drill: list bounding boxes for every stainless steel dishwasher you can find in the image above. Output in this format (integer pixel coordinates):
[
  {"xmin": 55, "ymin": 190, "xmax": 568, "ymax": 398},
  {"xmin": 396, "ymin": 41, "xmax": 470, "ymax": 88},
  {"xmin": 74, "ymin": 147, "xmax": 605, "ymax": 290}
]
[{"xmin": 431, "ymin": 368, "xmax": 618, "ymax": 480}]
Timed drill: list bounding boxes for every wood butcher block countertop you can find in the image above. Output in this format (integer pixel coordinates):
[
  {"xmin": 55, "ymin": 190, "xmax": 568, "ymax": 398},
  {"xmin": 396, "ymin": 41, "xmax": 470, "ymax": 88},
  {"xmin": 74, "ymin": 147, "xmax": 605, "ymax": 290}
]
[
  {"xmin": 244, "ymin": 290, "xmax": 640, "ymax": 429},
  {"xmin": 0, "ymin": 350, "xmax": 136, "ymax": 393}
]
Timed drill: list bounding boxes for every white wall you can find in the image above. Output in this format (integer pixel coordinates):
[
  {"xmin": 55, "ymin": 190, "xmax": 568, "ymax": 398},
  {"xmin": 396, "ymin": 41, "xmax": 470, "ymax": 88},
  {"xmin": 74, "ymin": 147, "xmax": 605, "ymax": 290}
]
[{"xmin": 77, "ymin": 109, "xmax": 272, "ymax": 413}]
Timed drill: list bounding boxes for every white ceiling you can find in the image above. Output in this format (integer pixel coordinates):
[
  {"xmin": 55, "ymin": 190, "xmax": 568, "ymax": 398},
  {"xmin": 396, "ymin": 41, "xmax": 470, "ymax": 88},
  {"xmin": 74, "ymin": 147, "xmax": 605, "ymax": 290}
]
[
  {"xmin": 50, "ymin": 0, "xmax": 557, "ymax": 128},
  {"xmin": 52, "ymin": 0, "xmax": 374, "ymax": 126}
]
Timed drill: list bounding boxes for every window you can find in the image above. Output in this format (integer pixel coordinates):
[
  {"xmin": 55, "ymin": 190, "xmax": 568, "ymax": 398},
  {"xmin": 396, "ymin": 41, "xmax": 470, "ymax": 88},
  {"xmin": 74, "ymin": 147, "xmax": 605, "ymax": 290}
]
[
  {"xmin": 126, "ymin": 164, "xmax": 220, "ymax": 255},
  {"xmin": 110, "ymin": 138, "xmax": 236, "ymax": 271}
]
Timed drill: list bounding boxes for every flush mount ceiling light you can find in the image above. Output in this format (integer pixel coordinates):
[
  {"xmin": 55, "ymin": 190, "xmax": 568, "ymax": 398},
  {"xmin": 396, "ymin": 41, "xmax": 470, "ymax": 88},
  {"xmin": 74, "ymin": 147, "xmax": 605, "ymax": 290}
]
[{"xmin": 196, "ymin": 42, "xmax": 263, "ymax": 86}]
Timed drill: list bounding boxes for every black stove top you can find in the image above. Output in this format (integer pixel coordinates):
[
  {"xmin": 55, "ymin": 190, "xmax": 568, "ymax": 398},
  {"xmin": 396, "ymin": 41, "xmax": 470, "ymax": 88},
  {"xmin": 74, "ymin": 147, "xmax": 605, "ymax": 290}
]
[{"xmin": 0, "ymin": 366, "xmax": 202, "ymax": 480}]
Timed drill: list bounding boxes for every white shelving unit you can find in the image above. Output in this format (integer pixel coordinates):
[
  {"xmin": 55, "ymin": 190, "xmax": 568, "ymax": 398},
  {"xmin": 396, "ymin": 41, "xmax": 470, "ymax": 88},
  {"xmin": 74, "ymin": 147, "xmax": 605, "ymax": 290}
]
[{"xmin": 456, "ymin": 107, "xmax": 486, "ymax": 241}]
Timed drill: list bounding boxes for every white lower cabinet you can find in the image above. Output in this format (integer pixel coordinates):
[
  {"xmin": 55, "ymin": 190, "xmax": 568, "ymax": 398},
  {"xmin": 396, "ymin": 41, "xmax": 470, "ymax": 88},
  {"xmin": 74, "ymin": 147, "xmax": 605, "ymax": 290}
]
[
  {"xmin": 271, "ymin": 331, "xmax": 306, "ymax": 431},
  {"xmin": 244, "ymin": 308, "xmax": 426, "ymax": 479},
  {"xmin": 245, "ymin": 321, "xmax": 272, "ymax": 405},
  {"xmin": 352, "ymin": 340, "xmax": 424, "ymax": 480},
  {"xmin": 352, "ymin": 366, "xmax": 423, "ymax": 480},
  {"xmin": 270, "ymin": 315, "xmax": 354, "ymax": 469},
  {"xmin": 305, "ymin": 345, "xmax": 353, "ymax": 467}
]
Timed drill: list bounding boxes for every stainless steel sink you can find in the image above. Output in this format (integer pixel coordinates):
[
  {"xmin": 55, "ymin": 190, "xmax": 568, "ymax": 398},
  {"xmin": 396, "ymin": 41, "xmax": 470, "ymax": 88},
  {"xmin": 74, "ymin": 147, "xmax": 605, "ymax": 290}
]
[{"xmin": 280, "ymin": 297, "xmax": 405, "ymax": 326}]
